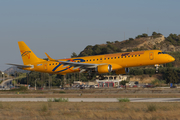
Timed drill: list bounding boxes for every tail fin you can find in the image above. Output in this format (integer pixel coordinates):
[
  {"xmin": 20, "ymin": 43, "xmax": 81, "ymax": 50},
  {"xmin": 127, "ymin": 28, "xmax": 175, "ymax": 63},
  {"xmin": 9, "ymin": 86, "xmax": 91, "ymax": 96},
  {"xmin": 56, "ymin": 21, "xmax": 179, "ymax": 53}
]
[{"xmin": 18, "ymin": 41, "xmax": 44, "ymax": 65}]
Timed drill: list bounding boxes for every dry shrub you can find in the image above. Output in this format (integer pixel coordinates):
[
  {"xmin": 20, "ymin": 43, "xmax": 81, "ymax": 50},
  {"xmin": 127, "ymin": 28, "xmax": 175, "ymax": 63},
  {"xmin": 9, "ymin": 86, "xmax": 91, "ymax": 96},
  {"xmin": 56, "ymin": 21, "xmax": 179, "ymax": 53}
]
[
  {"xmin": 41, "ymin": 104, "xmax": 48, "ymax": 112},
  {"xmin": 147, "ymin": 104, "xmax": 157, "ymax": 112}
]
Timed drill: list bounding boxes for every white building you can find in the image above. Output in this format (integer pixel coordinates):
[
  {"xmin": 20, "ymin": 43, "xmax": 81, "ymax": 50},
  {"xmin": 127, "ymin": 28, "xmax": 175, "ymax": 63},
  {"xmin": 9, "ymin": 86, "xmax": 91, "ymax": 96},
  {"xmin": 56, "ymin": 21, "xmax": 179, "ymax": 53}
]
[{"xmin": 96, "ymin": 75, "xmax": 128, "ymax": 88}]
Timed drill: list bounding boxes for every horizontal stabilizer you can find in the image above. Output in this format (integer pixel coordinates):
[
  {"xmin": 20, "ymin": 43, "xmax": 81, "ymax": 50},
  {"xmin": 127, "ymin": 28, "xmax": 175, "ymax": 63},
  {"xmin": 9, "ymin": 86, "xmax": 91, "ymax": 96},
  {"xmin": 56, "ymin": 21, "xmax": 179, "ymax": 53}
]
[{"xmin": 6, "ymin": 63, "xmax": 32, "ymax": 69}]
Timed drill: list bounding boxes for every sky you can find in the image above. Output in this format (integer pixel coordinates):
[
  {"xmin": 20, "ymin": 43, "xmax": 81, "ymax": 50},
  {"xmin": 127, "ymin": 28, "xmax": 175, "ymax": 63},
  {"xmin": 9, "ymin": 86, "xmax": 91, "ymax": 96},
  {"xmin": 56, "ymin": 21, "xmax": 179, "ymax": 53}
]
[{"xmin": 0, "ymin": 0, "xmax": 180, "ymax": 71}]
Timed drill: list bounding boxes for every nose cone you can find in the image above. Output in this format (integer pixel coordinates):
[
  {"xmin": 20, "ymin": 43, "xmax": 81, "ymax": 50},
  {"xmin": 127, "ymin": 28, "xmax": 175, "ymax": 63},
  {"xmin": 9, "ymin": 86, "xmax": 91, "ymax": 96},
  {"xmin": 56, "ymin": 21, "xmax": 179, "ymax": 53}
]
[{"xmin": 169, "ymin": 56, "xmax": 175, "ymax": 62}]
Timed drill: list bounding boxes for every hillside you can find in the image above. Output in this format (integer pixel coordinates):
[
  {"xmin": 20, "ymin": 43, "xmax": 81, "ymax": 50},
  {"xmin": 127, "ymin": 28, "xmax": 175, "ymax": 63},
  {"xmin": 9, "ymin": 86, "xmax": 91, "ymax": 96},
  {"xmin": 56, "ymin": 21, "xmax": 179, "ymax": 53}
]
[
  {"xmin": 4, "ymin": 66, "xmax": 29, "ymax": 74},
  {"xmin": 78, "ymin": 32, "xmax": 180, "ymax": 57}
]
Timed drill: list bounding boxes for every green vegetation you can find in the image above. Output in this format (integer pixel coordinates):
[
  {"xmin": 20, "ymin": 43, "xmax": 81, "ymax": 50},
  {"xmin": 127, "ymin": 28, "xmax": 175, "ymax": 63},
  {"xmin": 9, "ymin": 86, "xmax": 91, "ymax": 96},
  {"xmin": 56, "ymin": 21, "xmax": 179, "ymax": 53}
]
[
  {"xmin": 136, "ymin": 33, "xmax": 148, "ymax": 38},
  {"xmin": 151, "ymin": 79, "xmax": 166, "ymax": 86},
  {"xmin": 59, "ymin": 91, "xmax": 66, "ymax": 93},
  {"xmin": 47, "ymin": 98, "xmax": 68, "ymax": 102},
  {"xmin": 165, "ymin": 33, "xmax": 180, "ymax": 46},
  {"xmin": 77, "ymin": 31, "xmax": 165, "ymax": 57},
  {"xmin": 117, "ymin": 98, "xmax": 130, "ymax": 102},
  {"xmin": 120, "ymin": 80, "xmax": 129, "ymax": 85},
  {"xmin": 164, "ymin": 68, "xmax": 179, "ymax": 84}
]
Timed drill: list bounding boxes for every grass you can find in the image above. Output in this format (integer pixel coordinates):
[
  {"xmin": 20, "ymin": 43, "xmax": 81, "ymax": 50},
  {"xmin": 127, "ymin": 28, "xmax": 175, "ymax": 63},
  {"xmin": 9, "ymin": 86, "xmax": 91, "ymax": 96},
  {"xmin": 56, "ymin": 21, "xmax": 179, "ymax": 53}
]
[
  {"xmin": 0, "ymin": 102, "xmax": 179, "ymax": 120},
  {"xmin": 10, "ymin": 86, "xmax": 28, "ymax": 91},
  {"xmin": 117, "ymin": 98, "xmax": 130, "ymax": 102},
  {"xmin": 147, "ymin": 104, "xmax": 156, "ymax": 112},
  {"xmin": 41, "ymin": 104, "xmax": 48, "ymax": 112},
  {"xmin": 59, "ymin": 91, "xmax": 66, "ymax": 93}
]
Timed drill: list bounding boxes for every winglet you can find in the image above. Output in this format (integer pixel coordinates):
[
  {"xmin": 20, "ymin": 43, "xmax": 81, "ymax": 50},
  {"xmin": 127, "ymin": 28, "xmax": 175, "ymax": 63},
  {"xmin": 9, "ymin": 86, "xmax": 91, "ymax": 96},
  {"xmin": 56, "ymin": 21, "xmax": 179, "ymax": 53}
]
[{"xmin": 45, "ymin": 52, "xmax": 56, "ymax": 61}]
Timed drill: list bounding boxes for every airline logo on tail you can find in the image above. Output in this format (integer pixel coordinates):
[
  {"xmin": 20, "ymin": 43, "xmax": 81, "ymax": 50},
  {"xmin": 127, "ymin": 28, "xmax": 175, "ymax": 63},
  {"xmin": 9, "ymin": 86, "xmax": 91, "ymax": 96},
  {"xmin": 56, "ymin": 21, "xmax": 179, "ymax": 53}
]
[{"xmin": 20, "ymin": 50, "xmax": 31, "ymax": 59}]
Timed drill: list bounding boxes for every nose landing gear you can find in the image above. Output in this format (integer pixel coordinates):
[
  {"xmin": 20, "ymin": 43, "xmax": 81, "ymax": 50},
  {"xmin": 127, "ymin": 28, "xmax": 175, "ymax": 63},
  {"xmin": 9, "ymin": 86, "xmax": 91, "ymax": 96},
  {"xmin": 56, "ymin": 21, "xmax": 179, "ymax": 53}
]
[{"xmin": 154, "ymin": 64, "xmax": 160, "ymax": 73}]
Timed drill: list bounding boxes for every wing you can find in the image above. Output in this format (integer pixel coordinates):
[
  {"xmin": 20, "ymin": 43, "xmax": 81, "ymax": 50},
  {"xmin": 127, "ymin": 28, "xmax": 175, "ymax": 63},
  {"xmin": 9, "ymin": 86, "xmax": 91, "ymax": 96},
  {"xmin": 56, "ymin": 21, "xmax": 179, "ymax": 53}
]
[
  {"xmin": 45, "ymin": 53, "xmax": 99, "ymax": 72},
  {"xmin": 6, "ymin": 63, "xmax": 32, "ymax": 69}
]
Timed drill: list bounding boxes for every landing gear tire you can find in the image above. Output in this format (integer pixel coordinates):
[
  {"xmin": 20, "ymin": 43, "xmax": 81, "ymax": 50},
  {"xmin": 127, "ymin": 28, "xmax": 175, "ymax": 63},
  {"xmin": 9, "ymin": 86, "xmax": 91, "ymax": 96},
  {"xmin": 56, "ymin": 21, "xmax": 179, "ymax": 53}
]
[{"xmin": 155, "ymin": 64, "xmax": 160, "ymax": 73}]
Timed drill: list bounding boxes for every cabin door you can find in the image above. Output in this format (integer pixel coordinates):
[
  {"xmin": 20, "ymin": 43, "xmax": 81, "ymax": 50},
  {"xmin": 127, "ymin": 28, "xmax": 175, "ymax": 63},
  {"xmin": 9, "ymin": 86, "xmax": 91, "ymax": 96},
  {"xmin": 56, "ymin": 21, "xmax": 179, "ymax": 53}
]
[
  {"xmin": 44, "ymin": 63, "xmax": 48, "ymax": 70},
  {"xmin": 149, "ymin": 52, "xmax": 154, "ymax": 60}
]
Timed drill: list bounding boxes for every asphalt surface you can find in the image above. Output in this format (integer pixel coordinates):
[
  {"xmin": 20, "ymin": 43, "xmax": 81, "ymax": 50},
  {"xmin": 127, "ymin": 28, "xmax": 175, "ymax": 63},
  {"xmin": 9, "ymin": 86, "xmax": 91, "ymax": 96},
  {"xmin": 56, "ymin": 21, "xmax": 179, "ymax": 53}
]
[{"xmin": 0, "ymin": 98, "xmax": 180, "ymax": 102}]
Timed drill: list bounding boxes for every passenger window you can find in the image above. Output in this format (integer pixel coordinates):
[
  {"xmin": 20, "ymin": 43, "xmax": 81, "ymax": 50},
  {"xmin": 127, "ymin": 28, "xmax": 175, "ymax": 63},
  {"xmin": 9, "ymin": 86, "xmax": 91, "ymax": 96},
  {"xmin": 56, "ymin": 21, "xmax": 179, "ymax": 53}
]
[
  {"xmin": 90, "ymin": 59, "xmax": 91, "ymax": 61},
  {"xmin": 104, "ymin": 58, "xmax": 106, "ymax": 60},
  {"xmin": 49, "ymin": 64, "xmax": 51, "ymax": 66},
  {"xmin": 97, "ymin": 59, "xmax": 98, "ymax": 61},
  {"xmin": 118, "ymin": 57, "xmax": 120, "ymax": 58},
  {"xmin": 158, "ymin": 52, "xmax": 161, "ymax": 54},
  {"xmin": 93, "ymin": 59, "xmax": 95, "ymax": 61},
  {"xmin": 132, "ymin": 55, "xmax": 133, "ymax": 57},
  {"xmin": 135, "ymin": 55, "xmax": 137, "ymax": 57},
  {"xmin": 139, "ymin": 55, "xmax": 140, "ymax": 56},
  {"xmin": 128, "ymin": 56, "xmax": 130, "ymax": 57},
  {"xmin": 114, "ymin": 57, "xmax": 116, "ymax": 59},
  {"xmin": 111, "ymin": 57, "xmax": 113, "ymax": 59},
  {"xmin": 108, "ymin": 58, "xmax": 109, "ymax": 60},
  {"xmin": 87, "ymin": 60, "xmax": 88, "ymax": 62}
]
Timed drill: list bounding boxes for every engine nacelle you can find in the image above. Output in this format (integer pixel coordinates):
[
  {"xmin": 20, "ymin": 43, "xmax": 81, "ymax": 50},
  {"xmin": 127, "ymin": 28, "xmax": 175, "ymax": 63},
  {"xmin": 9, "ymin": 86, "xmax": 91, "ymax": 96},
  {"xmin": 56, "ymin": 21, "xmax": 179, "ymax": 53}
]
[
  {"xmin": 96, "ymin": 64, "xmax": 112, "ymax": 74},
  {"xmin": 115, "ymin": 68, "xmax": 129, "ymax": 75}
]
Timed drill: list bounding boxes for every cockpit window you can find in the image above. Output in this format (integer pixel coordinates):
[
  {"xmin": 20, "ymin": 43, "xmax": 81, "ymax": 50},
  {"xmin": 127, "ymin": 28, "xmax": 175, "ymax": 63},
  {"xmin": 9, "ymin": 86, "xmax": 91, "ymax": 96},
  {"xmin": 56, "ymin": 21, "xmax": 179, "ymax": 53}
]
[{"xmin": 158, "ymin": 52, "xmax": 166, "ymax": 54}]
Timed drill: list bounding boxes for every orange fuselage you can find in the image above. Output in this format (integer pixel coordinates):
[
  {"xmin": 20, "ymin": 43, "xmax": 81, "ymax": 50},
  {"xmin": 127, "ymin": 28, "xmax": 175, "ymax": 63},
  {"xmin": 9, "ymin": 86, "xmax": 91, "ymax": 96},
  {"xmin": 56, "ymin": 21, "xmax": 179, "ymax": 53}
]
[{"xmin": 23, "ymin": 50, "xmax": 175, "ymax": 75}]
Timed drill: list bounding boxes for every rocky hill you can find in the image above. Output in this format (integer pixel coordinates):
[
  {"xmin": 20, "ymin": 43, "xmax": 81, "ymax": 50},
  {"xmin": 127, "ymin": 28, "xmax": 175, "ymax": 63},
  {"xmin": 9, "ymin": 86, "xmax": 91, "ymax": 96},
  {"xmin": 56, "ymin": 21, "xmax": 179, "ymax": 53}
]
[
  {"xmin": 4, "ymin": 67, "xmax": 29, "ymax": 74},
  {"xmin": 77, "ymin": 32, "xmax": 180, "ymax": 57}
]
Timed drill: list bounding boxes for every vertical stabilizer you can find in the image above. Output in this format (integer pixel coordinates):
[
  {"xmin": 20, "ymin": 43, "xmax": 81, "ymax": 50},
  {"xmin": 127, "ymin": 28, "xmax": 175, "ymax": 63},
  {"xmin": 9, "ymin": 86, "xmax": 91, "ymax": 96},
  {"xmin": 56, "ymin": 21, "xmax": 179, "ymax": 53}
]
[{"xmin": 18, "ymin": 41, "xmax": 44, "ymax": 65}]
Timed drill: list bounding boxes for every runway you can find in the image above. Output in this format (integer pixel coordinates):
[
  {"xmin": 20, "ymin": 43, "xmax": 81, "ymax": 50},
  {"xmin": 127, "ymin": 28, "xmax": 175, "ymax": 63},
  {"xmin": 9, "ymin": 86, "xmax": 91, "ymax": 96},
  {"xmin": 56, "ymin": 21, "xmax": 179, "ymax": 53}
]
[{"xmin": 0, "ymin": 98, "xmax": 180, "ymax": 102}]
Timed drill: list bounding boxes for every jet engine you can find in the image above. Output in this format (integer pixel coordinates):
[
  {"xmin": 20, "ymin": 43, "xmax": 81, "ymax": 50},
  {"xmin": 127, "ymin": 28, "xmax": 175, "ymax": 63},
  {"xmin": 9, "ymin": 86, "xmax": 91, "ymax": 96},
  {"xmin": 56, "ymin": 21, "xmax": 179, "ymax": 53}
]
[
  {"xmin": 96, "ymin": 64, "xmax": 112, "ymax": 74},
  {"xmin": 115, "ymin": 68, "xmax": 129, "ymax": 75}
]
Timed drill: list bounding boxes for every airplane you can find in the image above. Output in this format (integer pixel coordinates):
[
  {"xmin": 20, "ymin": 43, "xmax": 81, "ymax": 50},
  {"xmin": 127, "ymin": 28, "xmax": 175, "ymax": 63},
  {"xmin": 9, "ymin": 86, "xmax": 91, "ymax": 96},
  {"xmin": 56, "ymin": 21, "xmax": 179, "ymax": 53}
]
[{"xmin": 7, "ymin": 41, "xmax": 175, "ymax": 78}]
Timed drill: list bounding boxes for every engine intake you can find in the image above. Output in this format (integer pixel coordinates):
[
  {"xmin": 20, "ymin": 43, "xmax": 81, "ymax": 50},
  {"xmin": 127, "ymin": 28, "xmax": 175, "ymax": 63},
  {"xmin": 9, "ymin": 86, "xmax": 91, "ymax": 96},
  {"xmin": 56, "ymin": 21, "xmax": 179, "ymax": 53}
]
[{"xmin": 96, "ymin": 64, "xmax": 112, "ymax": 74}]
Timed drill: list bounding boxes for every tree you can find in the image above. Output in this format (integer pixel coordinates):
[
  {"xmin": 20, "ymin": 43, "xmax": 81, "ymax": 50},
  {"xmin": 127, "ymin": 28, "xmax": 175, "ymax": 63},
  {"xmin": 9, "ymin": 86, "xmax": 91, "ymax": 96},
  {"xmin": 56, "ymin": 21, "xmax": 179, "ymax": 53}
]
[
  {"xmin": 152, "ymin": 32, "xmax": 157, "ymax": 36},
  {"xmin": 120, "ymin": 80, "xmax": 129, "ymax": 85},
  {"xmin": 71, "ymin": 52, "xmax": 77, "ymax": 58},
  {"xmin": 129, "ymin": 38, "xmax": 134, "ymax": 41},
  {"xmin": 164, "ymin": 68, "xmax": 179, "ymax": 84},
  {"xmin": 142, "ymin": 33, "xmax": 148, "ymax": 37}
]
